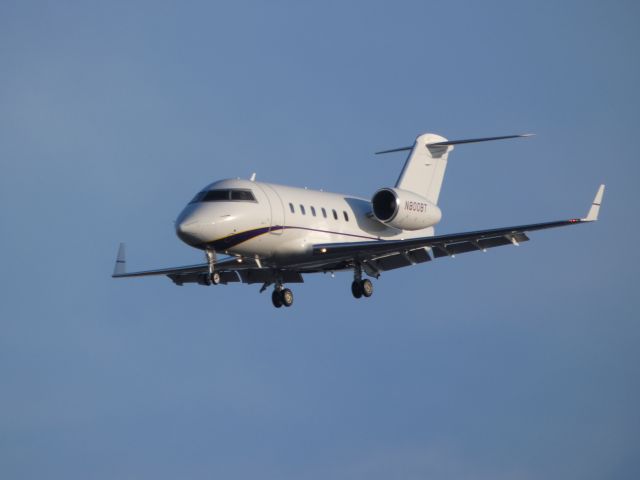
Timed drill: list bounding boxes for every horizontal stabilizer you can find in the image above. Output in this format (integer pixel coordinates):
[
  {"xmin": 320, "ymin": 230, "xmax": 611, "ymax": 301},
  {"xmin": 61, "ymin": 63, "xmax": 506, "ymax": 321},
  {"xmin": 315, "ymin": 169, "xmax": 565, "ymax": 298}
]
[
  {"xmin": 376, "ymin": 133, "xmax": 533, "ymax": 154},
  {"xmin": 375, "ymin": 145, "xmax": 413, "ymax": 155},
  {"xmin": 428, "ymin": 134, "xmax": 534, "ymax": 147}
]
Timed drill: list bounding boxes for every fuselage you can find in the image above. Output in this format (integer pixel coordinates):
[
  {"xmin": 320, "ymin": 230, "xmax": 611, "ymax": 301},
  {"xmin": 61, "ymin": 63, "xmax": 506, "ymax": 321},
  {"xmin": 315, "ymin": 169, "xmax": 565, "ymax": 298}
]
[{"xmin": 175, "ymin": 178, "xmax": 437, "ymax": 267}]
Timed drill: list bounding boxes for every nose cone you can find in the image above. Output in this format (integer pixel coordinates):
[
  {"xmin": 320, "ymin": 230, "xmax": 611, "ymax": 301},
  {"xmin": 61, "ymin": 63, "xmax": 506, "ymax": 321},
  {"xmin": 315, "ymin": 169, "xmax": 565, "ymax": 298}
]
[
  {"xmin": 176, "ymin": 218, "xmax": 204, "ymax": 246},
  {"xmin": 176, "ymin": 205, "xmax": 210, "ymax": 246}
]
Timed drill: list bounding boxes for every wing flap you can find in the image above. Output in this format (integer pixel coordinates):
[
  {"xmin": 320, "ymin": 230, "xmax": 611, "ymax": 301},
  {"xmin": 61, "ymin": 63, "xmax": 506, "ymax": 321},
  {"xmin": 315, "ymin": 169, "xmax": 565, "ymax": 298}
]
[
  {"xmin": 237, "ymin": 270, "xmax": 304, "ymax": 285},
  {"xmin": 374, "ymin": 253, "xmax": 412, "ymax": 271},
  {"xmin": 432, "ymin": 232, "xmax": 530, "ymax": 258},
  {"xmin": 478, "ymin": 233, "xmax": 529, "ymax": 249},
  {"xmin": 168, "ymin": 271, "xmax": 241, "ymax": 286},
  {"xmin": 372, "ymin": 248, "xmax": 431, "ymax": 271}
]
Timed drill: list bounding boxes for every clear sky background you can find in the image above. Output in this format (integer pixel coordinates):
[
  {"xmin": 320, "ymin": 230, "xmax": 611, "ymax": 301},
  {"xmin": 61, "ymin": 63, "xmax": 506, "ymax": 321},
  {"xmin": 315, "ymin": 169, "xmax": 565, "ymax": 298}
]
[{"xmin": 1, "ymin": 1, "xmax": 638, "ymax": 479}]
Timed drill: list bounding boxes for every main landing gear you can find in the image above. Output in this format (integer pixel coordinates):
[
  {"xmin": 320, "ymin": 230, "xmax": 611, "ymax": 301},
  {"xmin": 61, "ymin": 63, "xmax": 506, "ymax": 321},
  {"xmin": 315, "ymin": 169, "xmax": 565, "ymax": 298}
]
[
  {"xmin": 265, "ymin": 267, "xmax": 375, "ymax": 309},
  {"xmin": 272, "ymin": 286, "xmax": 294, "ymax": 308},
  {"xmin": 261, "ymin": 273, "xmax": 295, "ymax": 309},
  {"xmin": 351, "ymin": 264, "xmax": 374, "ymax": 300},
  {"xmin": 351, "ymin": 278, "xmax": 373, "ymax": 298}
]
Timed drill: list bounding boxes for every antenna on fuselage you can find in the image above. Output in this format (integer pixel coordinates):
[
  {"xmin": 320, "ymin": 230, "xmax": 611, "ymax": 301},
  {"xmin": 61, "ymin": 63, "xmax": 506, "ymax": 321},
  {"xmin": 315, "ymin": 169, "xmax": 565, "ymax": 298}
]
[{"xmin": 250, "ymin": 172, "xmax": 256, "ymax": 181}]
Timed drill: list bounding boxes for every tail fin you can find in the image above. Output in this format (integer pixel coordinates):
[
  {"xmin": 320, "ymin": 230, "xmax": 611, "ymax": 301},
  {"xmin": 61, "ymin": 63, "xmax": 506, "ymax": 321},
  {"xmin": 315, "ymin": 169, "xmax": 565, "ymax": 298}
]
[
  {"xmin": 380, "ymin": 133, "xmax": 532, "ymax": 205},
  {"xmin": 394, "ymin": 133, "xmax": 453, "ymax": 205}
]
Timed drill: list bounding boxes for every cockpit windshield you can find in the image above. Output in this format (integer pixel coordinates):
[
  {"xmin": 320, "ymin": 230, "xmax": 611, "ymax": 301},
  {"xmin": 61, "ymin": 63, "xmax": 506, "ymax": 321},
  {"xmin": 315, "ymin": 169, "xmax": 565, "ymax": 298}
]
[{"xmin": 189, "ymin": 189, "xmax": 256, "ymax": 204}]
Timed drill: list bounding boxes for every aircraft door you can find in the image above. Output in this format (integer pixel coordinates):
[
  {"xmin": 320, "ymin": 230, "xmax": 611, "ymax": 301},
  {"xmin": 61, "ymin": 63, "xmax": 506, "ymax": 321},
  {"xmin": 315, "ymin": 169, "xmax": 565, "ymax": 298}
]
[{"xmin": 256, "ymin": 183, "xmax": 285, "ymax": 234}]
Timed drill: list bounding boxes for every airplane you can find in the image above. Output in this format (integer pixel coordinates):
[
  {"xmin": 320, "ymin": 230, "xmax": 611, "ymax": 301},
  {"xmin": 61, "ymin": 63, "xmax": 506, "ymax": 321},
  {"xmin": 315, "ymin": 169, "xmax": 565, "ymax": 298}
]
[{"xmin": 113, "ymin": 132, "xmax": 605, "ymax": 308}]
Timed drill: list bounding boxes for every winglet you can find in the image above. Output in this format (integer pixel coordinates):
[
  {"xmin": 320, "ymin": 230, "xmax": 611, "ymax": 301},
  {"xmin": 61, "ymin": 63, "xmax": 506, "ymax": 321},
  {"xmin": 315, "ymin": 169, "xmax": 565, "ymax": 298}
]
[
  {"xmin": 113, "ymin": 243, "xmax": 126, "ymax": 276},
  {"xmin": 582, "ymin": 184, "xmax": 605, "ymax": 222}
]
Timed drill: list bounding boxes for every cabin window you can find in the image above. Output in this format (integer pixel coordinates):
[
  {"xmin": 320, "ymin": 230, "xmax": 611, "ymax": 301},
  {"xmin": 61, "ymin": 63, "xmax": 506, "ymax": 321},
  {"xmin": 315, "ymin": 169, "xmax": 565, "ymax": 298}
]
[
  {"xmin": 343, "ymin": 211, "xmax": 349, "ymax": 222},
  {"xmin": 300, "ymin": 205, "xmax": 306, "ymax": 215},
  {"xmin": 311, "ymin": 206, "xmax": 316, "ymax": 217},
  {"xmin": 321, "ymin": 208, "xmax": 327, "ymax": 218},
  {"xmin": 289, "ymin": 203, "xmax": 295, "ymax": 213},
  {"xmin": 332, "ymin": 209, "xmax": 338, "ymax": 220},
  {"xmin": 196, "ymin": 189, "xmax": 257, "ymax": 203}
]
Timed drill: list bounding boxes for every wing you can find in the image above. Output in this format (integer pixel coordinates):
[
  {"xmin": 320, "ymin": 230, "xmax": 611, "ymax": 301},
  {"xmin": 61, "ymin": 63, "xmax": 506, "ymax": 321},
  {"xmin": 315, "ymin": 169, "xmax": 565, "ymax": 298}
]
[
  {"xmin": 309, "ymin": 185, "xmax": 605, "ymax": 275},
  {"xmin": 111, "ymin": 245, "xmax": 304, "ymax": 286}
]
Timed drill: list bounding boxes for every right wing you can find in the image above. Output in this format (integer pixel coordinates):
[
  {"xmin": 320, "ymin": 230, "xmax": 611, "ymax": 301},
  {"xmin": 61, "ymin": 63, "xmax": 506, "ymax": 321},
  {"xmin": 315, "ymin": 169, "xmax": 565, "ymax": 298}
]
[{"xmin": 309, "ymin": 185, "xmax": 605, "ymax": 275}]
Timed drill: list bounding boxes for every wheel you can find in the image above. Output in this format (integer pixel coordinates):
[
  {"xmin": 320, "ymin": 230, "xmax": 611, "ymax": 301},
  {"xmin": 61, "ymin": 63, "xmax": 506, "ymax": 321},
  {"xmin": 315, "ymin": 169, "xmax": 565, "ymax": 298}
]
[
  {"xmin": 281, "ymin": 288, "xmax": 294, "ymax": 307},
  {"xmin": 271, "ymin": 289, "xmax": 283, "ymax": 308},
  {"xmin": 210, "ymin": 271, "xmax": 221, "ymax": 285},
  {"xmin": 351, "ymin": 280, "xmax": 363, "ymax": 299},
  {"xmin": 361, "ymin": 279, "xmax": 373, "ymax": 297}
]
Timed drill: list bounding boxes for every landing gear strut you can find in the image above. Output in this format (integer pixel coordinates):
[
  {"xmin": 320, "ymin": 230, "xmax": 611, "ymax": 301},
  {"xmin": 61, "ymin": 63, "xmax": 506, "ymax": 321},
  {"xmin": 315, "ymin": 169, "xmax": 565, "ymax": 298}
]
[
  {"xmin": 206, "ymin": 249, "xmax": 220, "ymax": 285},
  {"xmin": 351, "ymin": 264, "xmax": 373, "ymax": 299}
]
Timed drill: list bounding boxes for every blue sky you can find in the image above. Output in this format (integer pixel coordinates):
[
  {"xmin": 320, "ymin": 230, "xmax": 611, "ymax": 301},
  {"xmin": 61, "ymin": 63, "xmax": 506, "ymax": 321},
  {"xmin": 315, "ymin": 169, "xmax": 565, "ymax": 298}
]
[{"xmin": 1, "ymin": 1, "xmax": 639, "ymax": 478}]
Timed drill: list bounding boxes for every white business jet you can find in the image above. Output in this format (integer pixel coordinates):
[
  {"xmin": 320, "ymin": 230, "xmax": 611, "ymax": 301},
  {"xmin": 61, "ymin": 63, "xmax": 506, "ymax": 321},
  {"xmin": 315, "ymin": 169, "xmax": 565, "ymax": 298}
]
[{"xmin": 113, "ymin": 133, "xmax": 604, "ymax": 308}]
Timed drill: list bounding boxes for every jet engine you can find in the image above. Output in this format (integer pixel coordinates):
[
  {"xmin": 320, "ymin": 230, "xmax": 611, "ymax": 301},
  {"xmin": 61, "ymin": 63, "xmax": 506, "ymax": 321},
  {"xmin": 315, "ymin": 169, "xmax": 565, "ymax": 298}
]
[{"xmin": 371, "ymin": 188, "xmax": 442, "ymax": 230}]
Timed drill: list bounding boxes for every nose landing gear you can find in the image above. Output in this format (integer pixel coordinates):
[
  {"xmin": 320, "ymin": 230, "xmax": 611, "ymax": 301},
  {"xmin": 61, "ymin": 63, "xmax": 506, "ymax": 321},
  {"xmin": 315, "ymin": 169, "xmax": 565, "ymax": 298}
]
[{"xmin": 205, "ymin": 249, "xmax": 221, "ymax": 285}]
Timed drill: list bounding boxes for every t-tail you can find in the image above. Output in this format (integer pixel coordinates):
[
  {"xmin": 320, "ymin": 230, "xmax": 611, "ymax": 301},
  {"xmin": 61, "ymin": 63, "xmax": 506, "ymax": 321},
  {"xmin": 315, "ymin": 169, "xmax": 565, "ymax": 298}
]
[{"xmin": 377, "ymin": 133, "xmax": 534, "ymax": 204}]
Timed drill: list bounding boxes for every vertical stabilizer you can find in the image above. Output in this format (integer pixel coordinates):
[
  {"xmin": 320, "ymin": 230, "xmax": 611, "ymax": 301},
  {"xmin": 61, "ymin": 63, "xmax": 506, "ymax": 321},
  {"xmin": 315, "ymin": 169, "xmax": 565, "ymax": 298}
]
[
  {"xmin": 388, "ymin": 133, "xmax": 532, "ymax": 204},
  {"xmin": 395, "ymin": 133, "xmax": 453, "ymax": 205}
]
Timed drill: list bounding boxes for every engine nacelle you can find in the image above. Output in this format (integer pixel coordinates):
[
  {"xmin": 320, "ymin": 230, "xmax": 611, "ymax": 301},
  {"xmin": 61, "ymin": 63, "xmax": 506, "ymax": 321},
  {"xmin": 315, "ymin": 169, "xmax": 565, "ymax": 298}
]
[{"xmin": 371, "ymin": 188, "xmax": 441, "ymax": 230}]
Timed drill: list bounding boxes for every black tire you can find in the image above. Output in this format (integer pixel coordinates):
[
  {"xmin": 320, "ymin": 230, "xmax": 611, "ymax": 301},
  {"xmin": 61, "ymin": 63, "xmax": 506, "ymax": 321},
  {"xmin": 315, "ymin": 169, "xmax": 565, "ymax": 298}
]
[
  {"xmin": 211, "ymin": 271, "xmax": 221, "ymax": 285},
  {"xmin": 272, "ymin": 289, "xmax": 283, "ymax": 308},
  {"xmin": 281, "ymin": 288, "xmax": 294, "ymax": 307},
  {"xmin": 351, "ymin": 280, "xmax": 363, "ymax": 299},
  {"xmin": 361, "ymin": 279, "xmax": 373, "ymax": 297}
]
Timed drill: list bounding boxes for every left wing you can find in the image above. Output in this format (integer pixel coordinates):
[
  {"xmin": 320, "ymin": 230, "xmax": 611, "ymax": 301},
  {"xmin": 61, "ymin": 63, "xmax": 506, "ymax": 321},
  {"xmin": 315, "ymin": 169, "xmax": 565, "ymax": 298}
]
[
  {"xmin": 112, "ymin": 246, "xmax": 245, "ymax": 284},
  {"xmin": 310, "ymin": 185, "xmax": 605, "ymax": 274}
]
